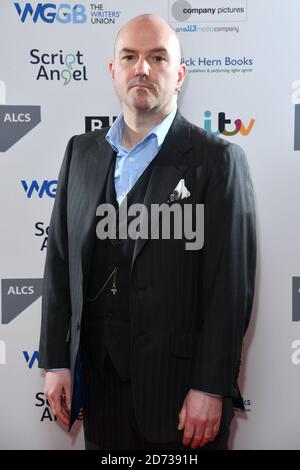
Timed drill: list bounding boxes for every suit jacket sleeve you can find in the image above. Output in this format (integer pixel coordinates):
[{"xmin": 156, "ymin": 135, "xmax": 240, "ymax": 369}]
[
  {"xmin": 38, "ymin": 137, "xmax": 76, "ymax": 370},
  {"xmin": 190, "ymin": 142, "xmax": 256, "ymax": 398}
]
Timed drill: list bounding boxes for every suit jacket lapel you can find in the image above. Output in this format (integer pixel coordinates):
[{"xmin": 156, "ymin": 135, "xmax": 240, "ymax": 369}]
[
  {"xmin": 131, "ymin": 112, "xmax": 193, "ymax": 272},
  {"xmin": 80, "ymin": 133, "xmax": 114, "ymax": 282}
]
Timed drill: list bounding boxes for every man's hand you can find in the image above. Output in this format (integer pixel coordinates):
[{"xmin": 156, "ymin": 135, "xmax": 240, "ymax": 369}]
[
  {"xmin": 44, "ymin": 370, "xmax": 72, "ymax": 427},
  {"xmin": 178, "ymin": 389, "xmax": 222, "ymax": 449}
]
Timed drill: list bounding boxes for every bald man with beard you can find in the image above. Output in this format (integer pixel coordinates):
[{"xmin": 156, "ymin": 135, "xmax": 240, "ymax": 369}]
[{"xmin": 39, "ymin": 14, "xmax": 256, "ymax": 450}]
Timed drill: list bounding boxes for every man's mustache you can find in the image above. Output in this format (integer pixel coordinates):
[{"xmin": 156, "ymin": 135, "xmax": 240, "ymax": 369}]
[{"xmin": 128, "ymin": 77, "xmax": 157, "ymax": 91}]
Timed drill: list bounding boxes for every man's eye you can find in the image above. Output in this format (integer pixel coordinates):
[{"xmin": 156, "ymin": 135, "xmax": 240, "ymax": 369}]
[
  {"xmin": 153, "ymin": 56, "xmax": 165, "ymax": 62},
  {"xmin": 123, "ymin": 55, "xmax": 135, "ymax": 61}
]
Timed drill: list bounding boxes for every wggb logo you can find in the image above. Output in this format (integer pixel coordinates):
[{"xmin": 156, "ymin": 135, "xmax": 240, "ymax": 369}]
[
  {"xmin": 21, "ymin": 180, "xmax": 57, "ymax": 198},
  {"xmin": 14, "ymin": 2, "xmax": 87, "ymax": 23},
  {"xmin": 23, "ymin": 351, "xmax": 39, "ymax": 368}
]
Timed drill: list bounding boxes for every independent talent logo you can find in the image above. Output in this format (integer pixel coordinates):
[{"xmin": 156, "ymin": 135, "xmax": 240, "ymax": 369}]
[
  {"xmin": 30, "ymin": 49, "xmax": 88, "ymax": 85},
  {"xmin": 0, "ymin": 81, "xmax": 41, "ymax": 152}
]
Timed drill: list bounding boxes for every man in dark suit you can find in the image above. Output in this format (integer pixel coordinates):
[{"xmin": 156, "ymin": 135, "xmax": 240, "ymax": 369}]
[{"xmin": 38, "ymin": 14, "xmax": 256, "ymax": 450}]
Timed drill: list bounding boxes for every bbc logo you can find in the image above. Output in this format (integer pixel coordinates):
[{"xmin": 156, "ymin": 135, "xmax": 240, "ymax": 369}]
[{"xmin": 85, "ymin": 116, "xmax": 117, "ymax": 133}]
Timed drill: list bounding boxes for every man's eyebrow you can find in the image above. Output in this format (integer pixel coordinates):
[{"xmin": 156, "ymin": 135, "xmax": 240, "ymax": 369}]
[{"xmin": 119, "ymin": 47, "xmax": 169, "ymax": 55}]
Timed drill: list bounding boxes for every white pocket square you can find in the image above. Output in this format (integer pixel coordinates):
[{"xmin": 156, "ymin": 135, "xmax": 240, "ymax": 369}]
[{"xmin": 167, "ymin": 178, "xmax": 191, "ymax": 203}]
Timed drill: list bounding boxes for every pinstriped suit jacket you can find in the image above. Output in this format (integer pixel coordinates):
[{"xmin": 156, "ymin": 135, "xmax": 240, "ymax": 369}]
[{"xmin": 38, "ymin": 111, "xmax": 256, "ymax": 441}]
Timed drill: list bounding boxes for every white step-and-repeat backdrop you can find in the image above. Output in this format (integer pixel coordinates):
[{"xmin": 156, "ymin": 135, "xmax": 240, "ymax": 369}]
[{"xmin": 0, "ymin": 0, "xmax": 299, "ymax": 450}]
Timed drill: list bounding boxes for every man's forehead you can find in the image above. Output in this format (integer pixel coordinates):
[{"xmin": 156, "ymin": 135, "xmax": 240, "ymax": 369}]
[
  {"xmin": 116, "ymin": 32, "xmax": 175, "ymax": 53},
  {"xmin": 118, "ymin": 46, "xmax": 170, "ymax": 55},
  {"xmin": 114, "ymin": 18, "xmax": 181, "ymax": 60}
]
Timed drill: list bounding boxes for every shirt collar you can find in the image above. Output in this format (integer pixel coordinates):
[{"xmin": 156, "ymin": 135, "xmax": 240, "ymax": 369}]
[{"xmin": 106, "ymin": 106, "xmax": 177, "ymax": 153}]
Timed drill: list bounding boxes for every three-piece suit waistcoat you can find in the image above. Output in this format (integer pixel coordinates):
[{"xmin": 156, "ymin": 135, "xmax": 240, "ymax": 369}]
[{"xmin": 81, "ymin": 151, "xmax": 157, "ymax": 381}]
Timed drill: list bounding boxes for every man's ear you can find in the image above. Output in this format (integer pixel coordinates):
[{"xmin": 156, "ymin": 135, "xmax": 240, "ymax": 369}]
[
  {"xmin": 109, "ymin": 61, "xmax": 114, "ymax": 80},
  {"xmin": 177, "ymin": 63, "xmax": 187, "ymax": 88}
]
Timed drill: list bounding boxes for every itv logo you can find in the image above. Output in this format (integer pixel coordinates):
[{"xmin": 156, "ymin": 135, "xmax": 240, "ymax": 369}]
[
  {"xmin": 14, "ymin": 2, "xmax": 87, "ymax": 23},
  {"xmin": 203, "ymin": 111, "xmax": 255, "ymax": 137}
]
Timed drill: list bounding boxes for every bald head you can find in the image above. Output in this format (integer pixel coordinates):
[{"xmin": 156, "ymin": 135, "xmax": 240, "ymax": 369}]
[
  {"xmin": 114, "ymin": 14, "xmax": 182, "ymax": 65},
  {"xmin": 109, "ymin": 13, "xmax": 186, "ymax": 117}
]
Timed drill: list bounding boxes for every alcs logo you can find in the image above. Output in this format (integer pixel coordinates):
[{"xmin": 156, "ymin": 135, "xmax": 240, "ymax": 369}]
[
  {"xmin": 14, "ymin": 2, "xmax": 87, "ymax": 23},
  {"xmin": 1, "ymin": 279, "xmax": 43, "ymax": 325}
]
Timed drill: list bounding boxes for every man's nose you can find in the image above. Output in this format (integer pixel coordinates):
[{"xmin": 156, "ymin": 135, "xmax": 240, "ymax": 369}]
[{"xmin": 134, "ymin": 58, "xmax": 150, "ymax": 76}]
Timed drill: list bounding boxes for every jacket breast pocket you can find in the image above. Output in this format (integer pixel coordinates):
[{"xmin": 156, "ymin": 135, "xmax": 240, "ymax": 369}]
[{"xmin": 169, "ymin": 331, "xmax": 196, "ymax": 359}]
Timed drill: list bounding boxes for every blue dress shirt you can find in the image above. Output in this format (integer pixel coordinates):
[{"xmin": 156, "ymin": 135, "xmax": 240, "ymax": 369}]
[{"xmin": 105, "ymin": 107, "xmax": 177, "ymax": 205}]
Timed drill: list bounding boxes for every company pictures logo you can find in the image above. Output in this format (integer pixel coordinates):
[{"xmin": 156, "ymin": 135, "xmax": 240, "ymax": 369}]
[
  {"xmin": 14, "ymin": 3, "xmax": 122, "ymax": 25},
  {"xmin": 0, "ymin": 81, "xmax": 41, "ymax": 152},
  {"xmin": 169, "ymin": 0, "xmax": 247, "ymax": 23},
  {"xmin": 30, "ymin": 49, "xmax": 87, "ymax": 84}
]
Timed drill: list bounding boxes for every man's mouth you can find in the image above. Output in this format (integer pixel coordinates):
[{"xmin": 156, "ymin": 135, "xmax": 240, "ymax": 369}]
[
  {"xmin": 131, "ymin": 83, "xmax": 152, "ymax": 90},
  {"xmin": 128, "ymin": 79, "xmax": 156, "ymax": 92}
]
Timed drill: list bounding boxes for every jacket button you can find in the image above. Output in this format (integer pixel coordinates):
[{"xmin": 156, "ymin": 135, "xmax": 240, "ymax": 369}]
[
  {"xmin": 105, "ymin": 312, "xmax": 113, "ymax": 321},
  {"xmin": 76, "ymin": 322, "xmax": 81, "ymax": 331}
]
